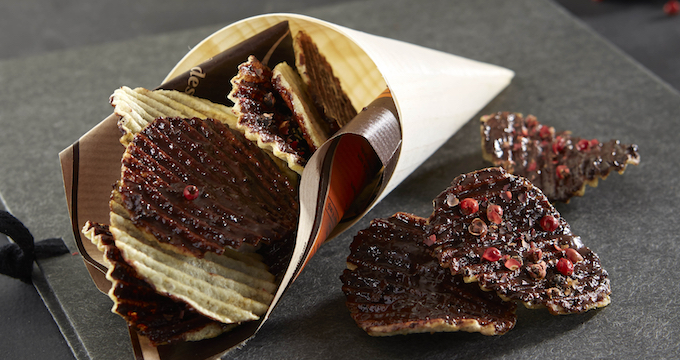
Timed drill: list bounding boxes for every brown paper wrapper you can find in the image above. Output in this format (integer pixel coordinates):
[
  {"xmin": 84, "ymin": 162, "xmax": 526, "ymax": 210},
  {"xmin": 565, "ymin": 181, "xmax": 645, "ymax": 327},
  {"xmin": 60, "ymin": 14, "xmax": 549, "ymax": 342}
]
[{"xmin": 60, "ymin": 14, "xmax": 512, "ymax": 360}]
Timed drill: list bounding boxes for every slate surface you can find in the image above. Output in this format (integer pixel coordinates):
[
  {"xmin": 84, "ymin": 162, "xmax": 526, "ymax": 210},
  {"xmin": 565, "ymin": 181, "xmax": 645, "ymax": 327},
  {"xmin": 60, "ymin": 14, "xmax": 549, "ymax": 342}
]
[{"xmin": 0, "ymin": 0, "xmax": 678, "ymax": 359}]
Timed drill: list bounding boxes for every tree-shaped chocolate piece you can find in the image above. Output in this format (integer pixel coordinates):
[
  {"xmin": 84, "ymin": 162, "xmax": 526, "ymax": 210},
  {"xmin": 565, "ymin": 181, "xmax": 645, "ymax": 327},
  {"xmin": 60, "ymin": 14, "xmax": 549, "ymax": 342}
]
[
  {"xmin": 480, "ymin": 112, "xmax": 639, "ymax": 203},
  {"xmin": 427, "ymin": 167, "xmax": 610, "ymax": 314}
]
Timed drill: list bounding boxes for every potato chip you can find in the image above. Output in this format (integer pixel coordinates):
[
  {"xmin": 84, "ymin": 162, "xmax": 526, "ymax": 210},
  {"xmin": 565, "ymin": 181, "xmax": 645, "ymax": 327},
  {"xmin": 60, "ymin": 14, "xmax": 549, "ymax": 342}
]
[
  {"xmin": 110, "ymin": 86, "xmax": 238, "ymax": 146},
  {"xmin": 272, "ymin": 62, "xmax": 329, "ymax": 151},
  {"xmin": 341, "ymin": 213, "xmax": 517, "ymax": 336},
  {"xmin": 82, "ymin": 221, "xmax": 236, "ymax": 345},
  {"xmin": 110, "ymin": 213, "xmax": 275, "ymax": 324}
]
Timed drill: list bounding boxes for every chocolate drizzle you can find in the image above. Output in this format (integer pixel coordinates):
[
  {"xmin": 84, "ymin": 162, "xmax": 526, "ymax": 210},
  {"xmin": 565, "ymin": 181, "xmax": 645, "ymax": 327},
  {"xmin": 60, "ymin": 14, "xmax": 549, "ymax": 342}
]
[
  {"xmin": 341, "ymin": 212, "xmax": 517, "ymax": 336},
  {"xmin": 481, "ymin": 112, "xmax": 640, "ymax": 203},
  {"xmin": 115, "ymin": 117, "xmax": 299, "ymax": 257},
  {"xmin": 426, "ymin": 167, "xmax": 611, "ymax": 314}
]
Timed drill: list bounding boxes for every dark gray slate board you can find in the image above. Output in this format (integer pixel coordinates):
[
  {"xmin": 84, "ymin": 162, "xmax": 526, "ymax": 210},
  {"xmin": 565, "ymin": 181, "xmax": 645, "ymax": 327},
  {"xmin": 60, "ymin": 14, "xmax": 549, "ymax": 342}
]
[{"xmin": 0, "ymin": 0, "xmax": 677, "ymax": 359}]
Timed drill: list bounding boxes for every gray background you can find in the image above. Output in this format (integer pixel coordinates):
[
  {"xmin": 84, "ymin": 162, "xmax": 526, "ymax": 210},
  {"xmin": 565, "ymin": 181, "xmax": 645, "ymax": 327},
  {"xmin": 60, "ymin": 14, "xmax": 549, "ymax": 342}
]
[{"xmin": 0, "ymin": 0, "xmax": 678, "ymax": 359}]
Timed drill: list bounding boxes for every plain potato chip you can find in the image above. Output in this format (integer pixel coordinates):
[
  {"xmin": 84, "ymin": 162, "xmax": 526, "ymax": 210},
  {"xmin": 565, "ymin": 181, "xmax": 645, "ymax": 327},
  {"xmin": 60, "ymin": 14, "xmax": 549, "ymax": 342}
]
[
  {"xmin": 110, "ymin": 213, "xmax": 275, "ymax": 324},
  {"xmin": 82, "ymin": 221, "xmax": 236, "ymax": 345}
]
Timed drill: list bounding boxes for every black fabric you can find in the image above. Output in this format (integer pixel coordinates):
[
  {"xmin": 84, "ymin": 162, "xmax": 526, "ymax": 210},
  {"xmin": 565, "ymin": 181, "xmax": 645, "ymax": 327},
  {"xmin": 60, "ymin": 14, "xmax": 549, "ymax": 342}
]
[{"xmin": 0, "ymin": 211, "xmax": 69, "ymax": 283}]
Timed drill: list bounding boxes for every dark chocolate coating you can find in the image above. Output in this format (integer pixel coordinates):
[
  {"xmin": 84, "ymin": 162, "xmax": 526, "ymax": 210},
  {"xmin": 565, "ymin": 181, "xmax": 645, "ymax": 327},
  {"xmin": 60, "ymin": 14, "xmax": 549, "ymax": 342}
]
[
  {"xmin": 341, "ymin": 212, "xmax": 517, "ymax": 335},
  {"xmin": 481, "ymin": 112, "xmax": 640, "ymax": 203},
  {"xmin": 116, "ymin": 117, "xmax": 299, "ymax": 257},
  {"xmin": 231, "ymin": 56, "xmax": 311, "ymax": 164},
  {"xmin": 295, "ymin": 31, "xmax": 357, "ymax": 132},
  {"xmin": 84, "ymin": 222, "xmax": 230, "ymax": 346},
  {"xmin": 426, "ymin": 167, "xmax": 610, "ymax": 314}
]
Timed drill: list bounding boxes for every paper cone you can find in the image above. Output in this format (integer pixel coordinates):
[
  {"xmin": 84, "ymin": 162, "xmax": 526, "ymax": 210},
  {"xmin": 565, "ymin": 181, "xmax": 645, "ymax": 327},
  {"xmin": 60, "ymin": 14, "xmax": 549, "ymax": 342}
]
[
  {"xmin": 60, "ymin": 13, "xmax": 514, "ymax": 360},
  {"xmin": 165, "ymin": 13, "xmax": 515, "ymax": 201}
]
